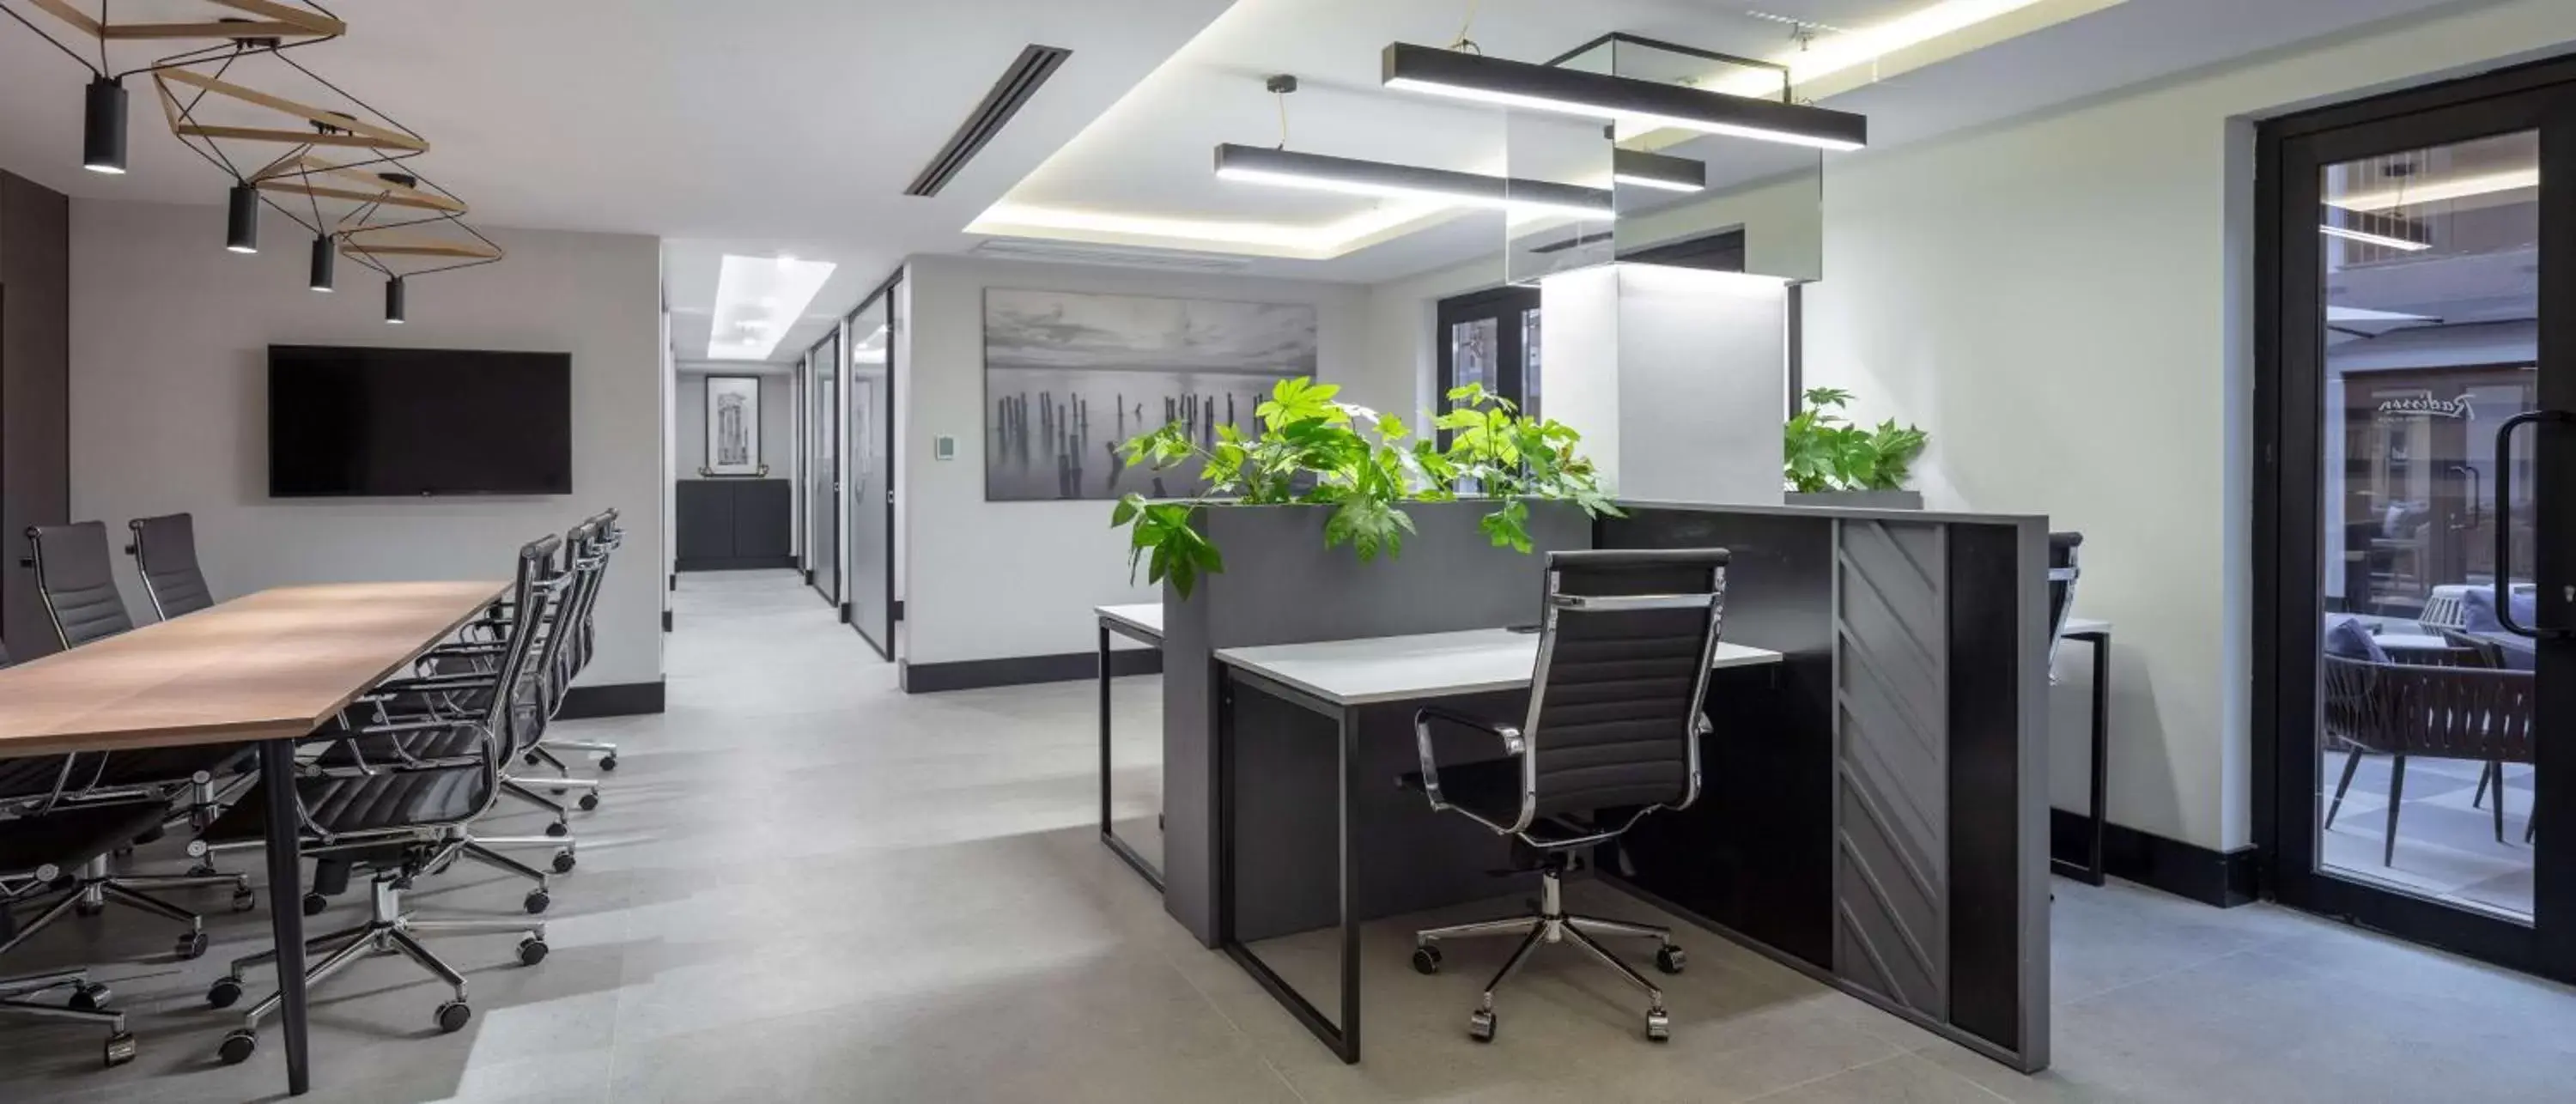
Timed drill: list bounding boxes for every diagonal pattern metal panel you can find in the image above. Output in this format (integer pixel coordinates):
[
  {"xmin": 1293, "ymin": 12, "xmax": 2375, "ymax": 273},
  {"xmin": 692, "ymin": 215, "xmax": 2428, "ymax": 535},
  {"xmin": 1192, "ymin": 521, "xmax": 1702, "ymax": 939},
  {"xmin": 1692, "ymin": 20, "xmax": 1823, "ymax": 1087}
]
[{"xmin": 1832, "ymin": 519, "xmax": 1948, "ymax": 1016}]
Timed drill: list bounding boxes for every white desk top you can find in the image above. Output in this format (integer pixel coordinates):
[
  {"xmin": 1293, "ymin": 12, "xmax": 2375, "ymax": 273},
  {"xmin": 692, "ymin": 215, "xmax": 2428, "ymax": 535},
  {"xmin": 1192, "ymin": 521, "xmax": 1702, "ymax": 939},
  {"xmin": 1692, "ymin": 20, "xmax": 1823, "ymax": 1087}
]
[
  {"xmin": 1217, "ymin": 628, "xmax": 1784, "ymax": 707},
  {"xmin": 1096, "ymin": 603, "xmax": 1163, "ymax": 641},
  {"xmin": 2063, "ymin": 617, "xmax": 2111, "ymax": 636}
]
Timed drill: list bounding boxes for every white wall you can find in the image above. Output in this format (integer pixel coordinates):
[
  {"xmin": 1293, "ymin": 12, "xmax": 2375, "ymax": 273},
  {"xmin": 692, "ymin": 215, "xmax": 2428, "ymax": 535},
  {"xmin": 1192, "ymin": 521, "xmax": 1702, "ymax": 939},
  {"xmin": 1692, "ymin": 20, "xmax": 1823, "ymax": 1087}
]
[
  {"xmin": 70, "ymin": 199, "xmax": 665, "ymax": 687},
  {"xmin": 673, "ymin": 367, "xmax": 793, "ymax": 474},
  {"xmin": 1801, "ymin": 0, "xmax": 2576, "ymax": 852},
  {"xmin": 900, "ymin": 255, "xmax": 1370, "ymax": 669}
]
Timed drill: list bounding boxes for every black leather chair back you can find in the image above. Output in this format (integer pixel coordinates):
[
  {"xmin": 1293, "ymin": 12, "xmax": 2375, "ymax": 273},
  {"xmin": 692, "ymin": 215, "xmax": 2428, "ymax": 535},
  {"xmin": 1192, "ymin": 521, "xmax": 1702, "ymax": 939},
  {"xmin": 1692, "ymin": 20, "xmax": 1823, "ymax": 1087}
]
[
  {"xmin": 27, "ymin": 522, "xmax": 137, "ymax": 650},
  {"xmin": 488, "ymin": 534, "xmax": 568, "ymax": 761},
  {"xmin": 130, "ymin": 513, "xmax": 216, "ymax": 620},
  {"xmin": 1525, "ymin": 549, "xmax": 1728, "ymax": 821}
]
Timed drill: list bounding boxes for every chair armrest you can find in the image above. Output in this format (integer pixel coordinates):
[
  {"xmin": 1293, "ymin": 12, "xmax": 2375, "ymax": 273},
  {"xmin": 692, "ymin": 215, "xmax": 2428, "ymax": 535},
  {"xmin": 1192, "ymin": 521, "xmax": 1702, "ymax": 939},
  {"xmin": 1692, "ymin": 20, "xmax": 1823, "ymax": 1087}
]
[{"xmin": 1411, "ymin": 707, "xmax": 1528, "ymax": 832}]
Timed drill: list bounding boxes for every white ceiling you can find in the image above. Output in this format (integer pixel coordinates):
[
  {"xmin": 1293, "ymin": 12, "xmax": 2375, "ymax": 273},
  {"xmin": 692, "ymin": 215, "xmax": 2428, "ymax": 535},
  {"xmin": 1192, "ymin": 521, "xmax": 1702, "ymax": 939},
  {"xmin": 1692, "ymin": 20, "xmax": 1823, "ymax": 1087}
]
[
  {"xmin": 0, "ymin": 0, "xmax": 1236, "ymax": 361},
  {"xmin": 0, "ymin": 0, "xmax": 2513, "ymax": 361},
  {"xmin": 978, "ymin": 0, "xmax": 2499, "ymax": 282}
]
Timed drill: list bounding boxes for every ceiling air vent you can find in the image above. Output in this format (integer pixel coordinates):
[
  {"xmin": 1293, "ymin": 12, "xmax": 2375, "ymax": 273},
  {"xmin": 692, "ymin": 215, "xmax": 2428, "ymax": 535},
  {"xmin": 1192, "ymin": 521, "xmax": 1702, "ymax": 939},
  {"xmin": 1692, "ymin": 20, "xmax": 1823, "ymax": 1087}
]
[
  {"xmin": 968, "ymin": 239, "xmax": 1255, "ymax": 274},
  {"xmin": 905, "ymin": 44, "xmax": 1073, "ymax": 197}
]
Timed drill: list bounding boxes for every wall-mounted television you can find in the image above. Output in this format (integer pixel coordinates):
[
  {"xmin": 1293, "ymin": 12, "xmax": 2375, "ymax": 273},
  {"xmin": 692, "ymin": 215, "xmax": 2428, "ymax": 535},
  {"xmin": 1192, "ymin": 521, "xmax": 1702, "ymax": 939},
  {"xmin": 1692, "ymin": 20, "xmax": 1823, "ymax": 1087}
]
[{"xmin": 268, "ymin": 345, "xmax": 573, "ymax": 497}]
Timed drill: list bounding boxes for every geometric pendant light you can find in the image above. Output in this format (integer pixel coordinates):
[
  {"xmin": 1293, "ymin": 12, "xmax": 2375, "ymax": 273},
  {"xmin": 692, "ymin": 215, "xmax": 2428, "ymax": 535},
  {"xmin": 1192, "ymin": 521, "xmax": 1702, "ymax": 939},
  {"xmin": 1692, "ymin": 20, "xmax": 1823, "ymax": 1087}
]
[
  {"xmin": 1381, "ymin": 41, "xmax": 1868, "ymax": 152},
  {"xmin": 0, "ymin": 1, "xmax": 344, "ymax": 173}
]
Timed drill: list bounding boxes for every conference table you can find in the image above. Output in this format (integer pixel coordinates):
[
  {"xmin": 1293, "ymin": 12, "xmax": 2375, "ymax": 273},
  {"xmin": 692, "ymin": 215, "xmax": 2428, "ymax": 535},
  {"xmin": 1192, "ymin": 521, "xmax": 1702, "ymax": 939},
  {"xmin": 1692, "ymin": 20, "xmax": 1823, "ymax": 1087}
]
[{"xmin": 0, "ymin": 580, "xmax": 507, "ymax": 1096}]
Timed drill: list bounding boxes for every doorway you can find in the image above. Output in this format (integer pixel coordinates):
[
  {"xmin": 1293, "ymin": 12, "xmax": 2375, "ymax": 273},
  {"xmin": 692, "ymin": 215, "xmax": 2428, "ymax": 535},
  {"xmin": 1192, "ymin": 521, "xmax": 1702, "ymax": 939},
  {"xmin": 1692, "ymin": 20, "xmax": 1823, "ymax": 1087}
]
[
  {"xmin": 2257, "ymin": 57, "xmax": 2575, "ymax": 979},
  {"xmin": 807, "ymin": 331, "xmax": 841, "ymax": 608},
  {"xmin": 846, "ymin": 275, "xmax": 897, "ymax": 659}
]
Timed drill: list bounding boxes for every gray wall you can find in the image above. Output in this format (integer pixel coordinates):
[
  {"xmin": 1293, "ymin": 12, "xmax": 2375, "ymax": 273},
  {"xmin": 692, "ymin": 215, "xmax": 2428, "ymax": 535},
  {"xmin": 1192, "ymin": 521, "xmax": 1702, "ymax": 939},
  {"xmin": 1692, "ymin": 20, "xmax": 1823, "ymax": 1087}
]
[
  {"xmin": 675, "ymin": 368, "xmax": 793, "ymax": 474},
  {"xmin": 68, "ymin": 199, "xmax": 666, "ymax": 687},
  {"xmin": 899, "ymin": 254, "xmax": 1369, "ymax": 670},
  {"xmin": 1, "ymin": 170, "xmax": 69, "ymax": 658}
]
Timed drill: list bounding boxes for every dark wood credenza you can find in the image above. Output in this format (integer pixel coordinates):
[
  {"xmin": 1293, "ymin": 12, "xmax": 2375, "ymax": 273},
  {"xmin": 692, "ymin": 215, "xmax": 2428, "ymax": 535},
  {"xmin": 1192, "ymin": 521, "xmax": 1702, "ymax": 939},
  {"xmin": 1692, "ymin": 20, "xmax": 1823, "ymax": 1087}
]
[{"xmin": 675, "ymin": 478, "xmax": 792, "ymax": 571}]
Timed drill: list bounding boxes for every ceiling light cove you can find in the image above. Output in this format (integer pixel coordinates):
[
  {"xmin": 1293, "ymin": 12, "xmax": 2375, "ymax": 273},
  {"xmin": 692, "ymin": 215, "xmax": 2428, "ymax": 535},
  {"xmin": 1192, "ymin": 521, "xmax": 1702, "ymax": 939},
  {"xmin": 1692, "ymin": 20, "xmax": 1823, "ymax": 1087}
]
[
  {"xmin": 1214, "ymin": 144, "xmax": 1613, "ymax": 221},
  {"xmin": 708, "ymin": 254, "xmax": 837, "ymax": 361},
  {"xmin": 1381, "ymin": 43, "xmax": 1868, "ymax": 152}
]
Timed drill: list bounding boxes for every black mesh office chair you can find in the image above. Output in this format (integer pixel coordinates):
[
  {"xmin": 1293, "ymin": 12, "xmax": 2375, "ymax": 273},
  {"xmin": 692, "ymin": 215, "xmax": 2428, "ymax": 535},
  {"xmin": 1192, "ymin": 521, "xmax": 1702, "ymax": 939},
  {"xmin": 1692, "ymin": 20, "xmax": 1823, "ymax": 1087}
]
[
  {"xmin": 25, "ymin": 522, "xmax": 137, "ymax": 648},
  {"xmin": 199, "ymin": 535, "xmax": 564, "ymax": 1065},
  {"xmin": 27, "ymin": 520, "xmax": 258, "ymax": 863},
  {"xmin": 1402, "ymin": 548, "xmax": 1728, "ymax": 1044},
  {"xmin": 0, "ymin": 636, "xmax": 185, "ymax": 1069},
  {"xmin": 2048, "ymin": 532, "xmax": 2083, "ymax": 672},
  {"xmin": 127, "ymin": 513, "xmax": 216, "ymax": 620}
]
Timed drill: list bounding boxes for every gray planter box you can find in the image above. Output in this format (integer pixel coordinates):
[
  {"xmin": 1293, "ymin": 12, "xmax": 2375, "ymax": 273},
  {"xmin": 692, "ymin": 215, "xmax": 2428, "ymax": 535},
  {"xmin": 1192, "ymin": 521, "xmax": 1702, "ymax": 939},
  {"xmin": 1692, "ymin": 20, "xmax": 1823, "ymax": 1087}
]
[{"xmin": 1786, "ymin": 489, "xmax": 1923, "ymax": 510}]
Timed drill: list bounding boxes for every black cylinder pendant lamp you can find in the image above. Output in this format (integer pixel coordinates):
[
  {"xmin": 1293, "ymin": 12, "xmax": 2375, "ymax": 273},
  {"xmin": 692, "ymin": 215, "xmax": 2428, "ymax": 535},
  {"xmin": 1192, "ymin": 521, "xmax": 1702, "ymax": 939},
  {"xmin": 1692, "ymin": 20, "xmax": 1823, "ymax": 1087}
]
[
  {"xmin": 225, "ymin": 183, "xmax": 260, "ymax": 253},
  {"xmin": 384, "ymin": 276, "xmax": 406, "ymax": 324},
  {"xmin": 83, "ymin": 76, "xmax": 127, "ymax": 174},
  {"xmin": 308, "ymin": 234, "xmax": 335, "ymax": 292}
]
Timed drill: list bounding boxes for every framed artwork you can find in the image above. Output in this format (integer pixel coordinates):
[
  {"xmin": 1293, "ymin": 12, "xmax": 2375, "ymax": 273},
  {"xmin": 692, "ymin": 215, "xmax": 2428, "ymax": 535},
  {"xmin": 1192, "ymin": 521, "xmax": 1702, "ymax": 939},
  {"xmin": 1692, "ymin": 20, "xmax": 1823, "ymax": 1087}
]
[
  {"xmin": 702, "ymin": 374, "xmax": 764, "ymax": 476},
  {"xmin": 982, "ymin": 288, "xmax": 1317, "ymax": 501}
]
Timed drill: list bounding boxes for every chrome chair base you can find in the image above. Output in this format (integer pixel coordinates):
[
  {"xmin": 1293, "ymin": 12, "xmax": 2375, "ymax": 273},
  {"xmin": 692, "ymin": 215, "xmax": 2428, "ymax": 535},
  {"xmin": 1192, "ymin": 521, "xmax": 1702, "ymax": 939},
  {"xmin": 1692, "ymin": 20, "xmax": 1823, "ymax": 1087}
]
[
  {"xmin": 1411, "ymin": 870, "xmax": 1680, "ymax": 1043},
  {"xmin": 1, "ymin": 968, "xmax": 135, "ymax": 1067},
  {"xmin": 211, "ymin": 863, "xmax": 548, "ymax": 1065},
  {"xmin": 0, "ymin": 856, "xmax": 248, "ymax": 962}
]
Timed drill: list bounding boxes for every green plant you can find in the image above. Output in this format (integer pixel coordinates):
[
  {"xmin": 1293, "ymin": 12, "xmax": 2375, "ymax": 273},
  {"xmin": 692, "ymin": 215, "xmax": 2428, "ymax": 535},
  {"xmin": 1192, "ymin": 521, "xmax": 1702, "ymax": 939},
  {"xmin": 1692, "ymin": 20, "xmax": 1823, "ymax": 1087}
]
[
  {"xmin": 1110, "ymin": 378, "xmax": 1620, "ymax": 597},
  {"xmin": 1783, "ymin": 386, "xmax": 1929, "ymax": 494}
]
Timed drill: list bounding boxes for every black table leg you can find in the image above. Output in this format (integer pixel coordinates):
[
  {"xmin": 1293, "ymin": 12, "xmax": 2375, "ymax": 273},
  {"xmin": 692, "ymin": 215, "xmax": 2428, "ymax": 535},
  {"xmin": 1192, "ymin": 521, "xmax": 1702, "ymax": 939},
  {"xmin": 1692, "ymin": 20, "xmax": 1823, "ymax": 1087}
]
[
  {"xmin": 2050, "ymin": 632, "xmax": 2111, "ymax": 887},
  {"xmin": 1214, "ymin": 669, "xmax": 1360, "ymax": 1064},
  {"xmin": 258, "ymin": 737, "xmax": 311, "ymax": 1095},
  {"xmin": 1099, "ymin": 620, "xmax": 1163, "ymax": 890}
]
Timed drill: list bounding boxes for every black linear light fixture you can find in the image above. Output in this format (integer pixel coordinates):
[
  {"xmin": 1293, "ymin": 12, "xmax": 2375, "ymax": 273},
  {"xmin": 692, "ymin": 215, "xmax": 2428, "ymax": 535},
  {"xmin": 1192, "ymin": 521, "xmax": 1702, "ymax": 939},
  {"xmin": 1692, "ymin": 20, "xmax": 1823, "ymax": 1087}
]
[
  {"xmin": 1215, "ymin": 143, "xmax": 1613, "ymax": 221},
  {"xmin": 1612, "ymin": 148, "xmax": 1705, "ymax": 192},
  {"xmin": 0, "ymin": 0, "xmax": 345, "ymax": 174},
  {"xmin": 1381, "ymin": 41, "xmax": 1867, "ymax": 152}
]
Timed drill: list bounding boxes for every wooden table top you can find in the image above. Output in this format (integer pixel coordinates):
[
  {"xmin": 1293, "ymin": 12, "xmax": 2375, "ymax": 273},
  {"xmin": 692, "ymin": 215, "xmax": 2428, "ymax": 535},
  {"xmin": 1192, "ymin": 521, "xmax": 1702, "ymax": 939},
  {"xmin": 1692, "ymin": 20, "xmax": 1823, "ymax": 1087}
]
[{"xmin": 0, "ymin": 580, "xmax": 507, "ymax": 757}]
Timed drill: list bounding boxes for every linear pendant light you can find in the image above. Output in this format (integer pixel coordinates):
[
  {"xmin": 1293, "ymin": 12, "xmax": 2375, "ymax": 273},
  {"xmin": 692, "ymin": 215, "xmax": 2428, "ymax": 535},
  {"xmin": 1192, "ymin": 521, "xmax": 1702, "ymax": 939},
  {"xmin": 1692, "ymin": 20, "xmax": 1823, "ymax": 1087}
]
[
  {"xmin": 1611, "ymin": 148, "xmax": 1705, "ymax": 192},
  {"xmin": 2318, "ymin": 223, "xmax": 2430, "ymax": 252},
  {"xmin": 1381, "ymin": 42, "xmax": 1868, "ymax": 152},
  {"xmin": 1214, "ymin": 143, "xmax": 1613, "ymax": 221}
]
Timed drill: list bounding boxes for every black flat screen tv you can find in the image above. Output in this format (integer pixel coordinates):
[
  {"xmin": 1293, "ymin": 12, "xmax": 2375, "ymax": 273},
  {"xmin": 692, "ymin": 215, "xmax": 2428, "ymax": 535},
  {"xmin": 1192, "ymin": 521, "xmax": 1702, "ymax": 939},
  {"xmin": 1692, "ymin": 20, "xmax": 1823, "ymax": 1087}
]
[{"xmin": 268, "ymin": 345, "xmax": 573, "ymax": 497}]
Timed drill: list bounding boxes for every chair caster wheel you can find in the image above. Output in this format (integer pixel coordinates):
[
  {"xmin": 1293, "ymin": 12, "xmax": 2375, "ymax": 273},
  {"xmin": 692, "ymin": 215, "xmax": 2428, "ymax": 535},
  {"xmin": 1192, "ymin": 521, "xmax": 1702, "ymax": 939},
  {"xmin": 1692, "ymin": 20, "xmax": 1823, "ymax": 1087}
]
[
  {"xmin": 302, "ymin": 891, "xmax": 330, "ymax": 917},
  {"xmin": 578, "ymin": 792, "xmax": 600, "ymax": 812},
  {"xmin": 67, "ymin": 983, "xmax": 110, "ymax": 1012},
  {"xmin": 188, "ymin": 863, "xmax": 221, "ymax": 878},
  {"xmin": 217, "ymin": 1028, "xmax": 258, "ymax": 1065},
  {"xmin": 1468, "ymin": 1008, "xmax": 1497, "ymax": 1042},
  {"xmin": 544, "ymin": 822, "xmax": 569, "ymax": 838},
  {"xmin": 1412, "ymin": 946, "xmax": 1443, "ymax": 975},
  {"xmin": 208, "ymin": 975, "xmax": 245, "ymax": 1009},
  {"xmin": 598, "ymin": 755, "xmax": 618, "ymax": 772},
  {"xmin": 517, "ymin": 937, "xmax": 550, "ymax": 967},
  {"xmin": 105, "ymin": 1030, "xmax": 138, "ymax": 1068},
  {"xmin": 551, "ymin": 850, "xmax": 576, "ymax": 874},
  {"xmin": 524, "ymin": 890, "xmax": 550, "ymax": 915},
  {"xmin": 75, "ymin": 899, "xmax": 106, "ymax": 919},
  {"xmin": 233, "ymin": 887, "xmax": 258, "ymax": 913},
  {"xmin": 550, "ymin": 786, "xmax": 568, "ymax": 797},
  {"xmin": 436, "ymin": 1000, "xmax": 472, "ymax": 1034},
  {"xmin": 1655, "ymin": 944, "xmax": 1686, "ymax": 974},
  {"xmin": 175, "ymin": 931, "xmax": 210, "ymax": 961},
  {"xmin": 1645, "ymin": 1009, "xmax": 1671, "ymax": 1042},
  {"xmin": 524, "ymin": 753, "xmax": 542, "ymax": 767}
]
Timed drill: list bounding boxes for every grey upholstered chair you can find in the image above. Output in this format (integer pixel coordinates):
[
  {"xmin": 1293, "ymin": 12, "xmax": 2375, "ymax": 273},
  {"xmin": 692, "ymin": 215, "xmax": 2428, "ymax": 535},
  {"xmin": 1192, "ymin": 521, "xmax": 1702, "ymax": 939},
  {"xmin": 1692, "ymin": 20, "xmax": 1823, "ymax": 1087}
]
[
  {"xmin": 25, "ymin": 522, "xmax": 137, "ymax": 649},
  {"xmin": 1402, "ymin": 548, "xmax": 1728, "ymax": 1045},
  {"xmin": 127, "ymin": 513, "xmax": 216, "ymax": 620}
]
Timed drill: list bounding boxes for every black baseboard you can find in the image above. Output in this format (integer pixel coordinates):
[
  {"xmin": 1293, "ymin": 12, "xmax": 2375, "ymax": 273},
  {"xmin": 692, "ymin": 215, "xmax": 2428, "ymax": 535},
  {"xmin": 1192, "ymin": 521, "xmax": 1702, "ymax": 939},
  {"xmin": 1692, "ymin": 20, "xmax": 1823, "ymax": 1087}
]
[
  {"xmin": 804, "ymin": 568, "xmax": 814, "ymax": 585},
  {"xmin": 839, "ymin": 602, "xmax": 852, "ymax": 624},
  {"xmin": 900, "ymin": 648, "xmax": 1163, "ymax": 693},
  {"xmin": 661, "ymin": 610, "xmax": 672, "ymax": 633},
  {"xmin": 668, "ymin": 573, "xmax": 676, "ymax": 592},
  {"xmin": 559, "ymin": 681, "xmax": 665, "ymax": 719},
  {"xmin": 2051, "ymin": 808, "xmax": 2258, "ymax": 907},
  {"xmin": 677, "ymin": 555, "xmax": 797, "ymax": 572},
  {"xmin": 893, "ymin": 598, "xmax": 904, "ymax": 622}
]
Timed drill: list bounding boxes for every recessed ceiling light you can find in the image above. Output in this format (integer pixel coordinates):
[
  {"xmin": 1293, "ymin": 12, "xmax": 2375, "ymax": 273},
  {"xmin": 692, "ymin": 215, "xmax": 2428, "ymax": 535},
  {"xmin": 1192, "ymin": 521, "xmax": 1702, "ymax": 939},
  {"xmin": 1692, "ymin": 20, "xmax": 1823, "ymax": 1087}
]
[
  {"xmin": 710, "ymin": 253, "xmax": 835, "ymax": 360},
  {"xmin": 1214, "ymin": 143, "xmax": 1613, "ymax": 221}
]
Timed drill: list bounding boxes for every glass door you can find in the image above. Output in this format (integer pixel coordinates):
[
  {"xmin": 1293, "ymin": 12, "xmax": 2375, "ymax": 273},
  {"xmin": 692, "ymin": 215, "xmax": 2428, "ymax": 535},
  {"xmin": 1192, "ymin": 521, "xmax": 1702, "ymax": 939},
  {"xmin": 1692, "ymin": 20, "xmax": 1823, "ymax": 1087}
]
[
  {"xmin": 2262, "ymin": 64, "xmax": 2575, "ymax": 981},
  {"xmin": 1435, "ymin": 284, "xmax": 1543, "ymax": 431},
  {"xmin": 847, "ymin": 284, "xmax": 895, "ymax": 658},
  {"xmin": 810, "ymin": 331, "xmax": 841, "ymax": 606}
]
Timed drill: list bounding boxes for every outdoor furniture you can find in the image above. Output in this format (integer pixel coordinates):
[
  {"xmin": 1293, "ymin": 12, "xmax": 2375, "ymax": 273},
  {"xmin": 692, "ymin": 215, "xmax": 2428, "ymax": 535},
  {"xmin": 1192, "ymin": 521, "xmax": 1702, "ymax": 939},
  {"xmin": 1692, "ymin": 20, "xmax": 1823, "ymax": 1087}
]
[{"xmin": 2322, "ymin": 651, "xmax": 2537, "ymax": 861}]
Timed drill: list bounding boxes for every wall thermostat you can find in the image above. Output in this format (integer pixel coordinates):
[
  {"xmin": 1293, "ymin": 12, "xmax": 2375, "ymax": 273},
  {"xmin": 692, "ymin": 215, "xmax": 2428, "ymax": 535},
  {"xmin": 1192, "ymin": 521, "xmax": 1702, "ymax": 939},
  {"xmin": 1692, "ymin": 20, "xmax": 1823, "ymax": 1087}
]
[{"xmin": 933, "ymin": 435, "xmax": 958, "ymax": 461}]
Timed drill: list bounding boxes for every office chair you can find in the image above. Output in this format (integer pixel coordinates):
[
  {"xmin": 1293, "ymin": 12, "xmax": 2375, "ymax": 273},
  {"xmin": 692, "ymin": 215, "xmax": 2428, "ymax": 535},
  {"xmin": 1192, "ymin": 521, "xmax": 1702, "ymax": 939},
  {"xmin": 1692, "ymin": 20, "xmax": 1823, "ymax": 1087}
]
[
  {"xmin": 2047, "ymin": 532, "xmax": 2083, "ymax": 675},
  {"xmin": 200, "ymin": 535, "xmax": 563, "ymax": 1065},
  {"xmin": 531, "ymin": 509, "xmax": 624, "ymax": 772},
  {"xmin": 1403, "ymin": 548, "xmax": 1728, "ymax": 1044},
  {"xmin": 126, "ymin": 513, "xmax": 216, "ymax": 620}
]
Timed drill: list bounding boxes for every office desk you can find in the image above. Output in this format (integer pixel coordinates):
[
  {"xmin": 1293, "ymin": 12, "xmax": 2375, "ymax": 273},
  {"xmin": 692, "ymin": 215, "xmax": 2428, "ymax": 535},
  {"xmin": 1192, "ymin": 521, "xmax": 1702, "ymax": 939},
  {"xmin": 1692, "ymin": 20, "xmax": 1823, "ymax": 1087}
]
[
  {"xmin": 1095, "ymin": 604, "xmax": 1164, "ymax": 889},
  {"xmin": 1212, "ymin": 628, "xmax": 1783, "ymax": 1063},
  {"xmin": 0, "ymin": 580, "xmax": 506, "ymax": 1096}
]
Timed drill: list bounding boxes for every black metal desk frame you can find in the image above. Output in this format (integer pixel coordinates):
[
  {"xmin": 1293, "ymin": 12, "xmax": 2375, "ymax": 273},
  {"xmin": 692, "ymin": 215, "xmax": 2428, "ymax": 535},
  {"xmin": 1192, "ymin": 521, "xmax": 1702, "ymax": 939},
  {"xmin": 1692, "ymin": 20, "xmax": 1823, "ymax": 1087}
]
[
  {"xmin": 1215, "ymin": 664, "xmax": 1362, "ymax": 1064},
  {"xmin": 1097, "ymin": 614, "xmax": 1164, "ymax": 891},
  {"xmin": 2050, "ymin": 628, "xmax": 2111, "ymax": 886}
]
